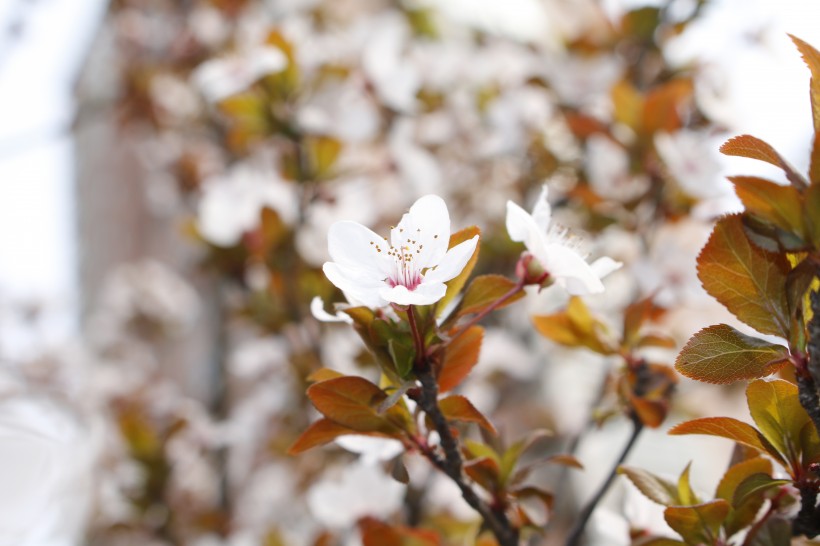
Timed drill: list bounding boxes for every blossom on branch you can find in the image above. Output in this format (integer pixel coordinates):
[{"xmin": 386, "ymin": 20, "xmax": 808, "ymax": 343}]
[
  {"xmin": 506, "ymin": 187, "xmax": 621, "ymax": 295},
  {"xmin": 323, "ymin": 195, "xmax": 478, "ymax": 307}
]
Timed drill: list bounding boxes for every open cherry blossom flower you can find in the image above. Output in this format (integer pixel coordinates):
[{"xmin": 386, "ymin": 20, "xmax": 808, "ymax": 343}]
[
  {"xmin": 323, "ymin": 195, "xmax": 478, "ymax": 307},
  {"xmin": 506, "ymin": 186, "xmax": 621, "ymax": 295}
]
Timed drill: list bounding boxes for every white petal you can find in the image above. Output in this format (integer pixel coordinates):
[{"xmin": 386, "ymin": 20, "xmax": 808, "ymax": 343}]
[
  {"xmin": 323, "ymin": 262, "xmax": 387, "ymax": 308},
  {"xmin": 531, "ymin": 185, "xmax": 552, "ymax": 232},
  {"xmin": 423, "ymin": 235, "xmax": 479, "ymax": 284},
  {"xmin": 505, "ymin": 200, "xmax": 540, "ymax": 246},
  {"xmin": 590, "ymin": 256, "xmax": 622, "ymax": 280},
  {"xmin": 379, "ymin": 282, "xmax": 447, "ymax": 306},
  {"xmin": 310, "ymin": 296, "xmax": 353, "ymax": 324},
  {"xmin": 535, "ymin": 244, "xmax": 605, "ymax": 295},
  {"xmin": 407, "ymin": 195, "xmax": 451, "ymax": 267},
  {"xmin": 328, "ymin": 221, "xmax": 391, "ymax": 274}
]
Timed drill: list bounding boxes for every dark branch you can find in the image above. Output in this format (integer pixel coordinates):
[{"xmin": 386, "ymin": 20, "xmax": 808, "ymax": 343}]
[
  {"xmin": 565, "ymin": 417, "xmax": 644, "ymax": 546},
  {"xmin": 793, "ymin": 290, "xmax": 820, "ymax": 538},
  {"xmin": 415, "ymin": 369, "xmax": 520, "ymax": 546}
]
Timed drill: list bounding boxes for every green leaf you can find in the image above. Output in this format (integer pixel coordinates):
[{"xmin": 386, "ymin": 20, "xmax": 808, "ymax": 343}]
[
  {"xmin": 674, "ymin": 324, "xmax": 790, "ymax": 384},
  {"xmin": 669, "ymin": 417, "xmax": 785, "ymax": 464},
  {"xmin": 697, "ymin": 215, "xmax": 792, "ymax": 337},
  {"xmin": 805, "ymin": 181, "xmax": 820, "ymax": 245},
  {"xmin": 438, "ymin": 395, "xmax": 497, "ymax": 434},
  {"xmin": 663, "ymin": 500, "xmax": 730, "ymax": 546},
  {"xmin": 456, "ymin": 274, "xmax": 524, "ymax": 319},
  {"xmin": 438, "ymin": 325, "xmax": 483, "ymax": 393},
  {"xmin": 307, "ymin": 376, "xmax": 411, "ymax": 433},
  {"xmin": 677, "ymin": 463, "xmax": 699, "ymax": 506},
  {"xmin": 747, "ymin": 379, "xmax": 810, "ymax": 469},
  {"xmin": 715, "ymin": 458, "xmax": 773, "ymax": 536},
  {"xmin": 388, "ymin": 338, "xmax": 415, "ymax": 378},
  {"xmin": 618, "ymin": 466, "xmax": 680, "ymax": 506},
  {"xmin": 732, "ymin": 473, "xmax": 790, "ymax": 508}
]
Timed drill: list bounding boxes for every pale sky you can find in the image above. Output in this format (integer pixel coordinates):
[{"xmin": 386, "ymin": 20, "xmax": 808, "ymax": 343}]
[{"xmin": 0, "ymin": 0, "xmax": 818, "ymax": 356}]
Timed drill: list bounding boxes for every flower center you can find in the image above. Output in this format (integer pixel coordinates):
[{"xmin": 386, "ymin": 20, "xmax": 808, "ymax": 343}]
[{"xmin": 370, "ymin": 226, "xmax": 433, "ymax": 291}]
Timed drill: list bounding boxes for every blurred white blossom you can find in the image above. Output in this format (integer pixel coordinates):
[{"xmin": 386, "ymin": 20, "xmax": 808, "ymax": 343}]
[
  {"xmin": 197, "ymin": 162, "xmax": 297, "ymax": 247},
  {"xmin": 306, "ymin": 461, "xmax": 404, "ymax": 528},
  {"xmin": 192, "ymin": 46, "xmax": 287, "ymax": 102}
]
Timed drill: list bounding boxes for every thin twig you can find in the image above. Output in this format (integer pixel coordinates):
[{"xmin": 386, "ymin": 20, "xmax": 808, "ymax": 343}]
[
  {"xmin": 415, "ymin": 369, "xmax": 520, "ymax": 546},
  {"xmin": 449, "ymin": 278, "xmax": 526, "ymax": 341},
  {"xmin": 565, "ymin": 417, "xmax": 644, "ymax": 546}
]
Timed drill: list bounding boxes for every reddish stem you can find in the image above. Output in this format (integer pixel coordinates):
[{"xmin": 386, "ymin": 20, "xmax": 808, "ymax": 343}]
[{"xmin": 450, "ymin": 277, "xmax": 526, "ymax": 341}]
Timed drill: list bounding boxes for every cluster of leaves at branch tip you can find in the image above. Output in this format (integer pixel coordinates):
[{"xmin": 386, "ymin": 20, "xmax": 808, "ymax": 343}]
[
  {"xmin": 620, "ymin": 34, "xmax": 820, "ymax": 546},
  {"xmin": 675, "ymin": 35, "xmax": 820, "ymax": 387}
]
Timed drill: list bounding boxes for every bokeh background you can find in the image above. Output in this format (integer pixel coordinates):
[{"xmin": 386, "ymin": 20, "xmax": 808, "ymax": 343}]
[{"xmin": 1, "ymin": 0, "xmax": 820, "ymax": 544}]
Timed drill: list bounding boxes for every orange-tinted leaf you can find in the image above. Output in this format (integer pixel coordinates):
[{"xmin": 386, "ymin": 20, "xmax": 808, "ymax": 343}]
[
  {"xmin": 618, "ymin": 466, "xmax": 680, "ymax": 506},
  {"xmin": 669, "ymin": 417, "xmax": 784, "ymax": 464},
  {"xmin": 438, "ymin": 226, "xmax": 481, "ymax": 317},
  {"xmin": 642, "ymin": 78, "xmax": 693, "ymax": 134},
  {"xmin": 790, "ymin": 35, "xmax": 820, "ymax": 137},
  {"xmin": 545, "ymin": 454, "xmax": 583, "ymax": 469},
  {"xmin": 359, "ymin": 518, "xmax": 411, "ymax": 546},
  {"xmin": 438, "ymin": 326, "xmax": 483, "ymax": 393},
  {"xmin": 611, "ymin": 79, "xmax": 644, "ymax": 132},
  {"xmin": 623, "ymin": 296, "xmax": 667, "ymax": 348},
  {"xmin": 532, "ymin": 297, "xmax": 615, "ymax": 354},
  {"xmin": 630, "ymin": 396, "xmax": 669, "ymax": 428},
  {"xmin": 747, "ymin": 379, "xmax": 810, "ymax": 468},
  {"xmin": 729, "ymin": 176, "xmax": 804, "ymax": 236},
  {"xmin": 720, "ymin": 135, "xmax": 808, "ymax": 189},
  {"xmin": 360, "ymin": 518, "xmax": 439, "ymax": 546},
  {"xmin": 456, "ymin": 274, "xmax": 523, "ymax": 319},
  {"xmin": 675, "ymin": 324, "xmax": 789, "ymax": 384},
  {"xmin": 464, "ymin": 456, "xmax": 501, "ymax": 493},
  {"xmin": 637, "ymin": 333, "xmax": 678, "ymax": 349},
  {"xmin": 307, "ymin": 368, "xmax": 346, "ymax": 382},
  {"xmin": 664, "ymin": 501, "xmax": 730, "ymax": 545},
  {"xmin": 307, "ymin": 376, "xmax": 409, "ymax": 433},
  {"xmin": 475, "ymin": 534, "xmax": 500, "ymax": 546},
  {"xmin": 697, "ymin": 215, "xmax": 791, "ymax": 337},
  {"xmin": 287, "ymin": 418, "xmax": 393, "ymax": 455},
  {"xmin": 512, "ymin": 486, "xmax": 554, "ymax": 514},
  {"xmin": 438, "ymin": 395, "xmax": 497, "ymax": 434},
  {"xmin": 305, "ymin": 135, "xmax": 343, "ymax": 180},
  {"xmin": 564, "ymin": 112, "xmax": 611, "ymax": 138}
]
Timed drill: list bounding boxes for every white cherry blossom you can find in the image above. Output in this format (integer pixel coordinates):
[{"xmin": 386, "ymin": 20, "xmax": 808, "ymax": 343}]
[
  {"xmin": 506, "ymin": 186, "xmax": 620, "ymax": 295},
  {"xmin": 323, "ymin": 195, "xmax": 478, "ymax": 307}
]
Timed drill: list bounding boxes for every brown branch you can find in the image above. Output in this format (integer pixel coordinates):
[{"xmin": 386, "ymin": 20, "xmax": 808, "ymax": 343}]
[
  {"xmin": 415, "ymin": 369, "xmax": 520, "ymax": 546},
  {"xmin": 792, "ymin": 291, "xmax": 820, "ymax": 537}
]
